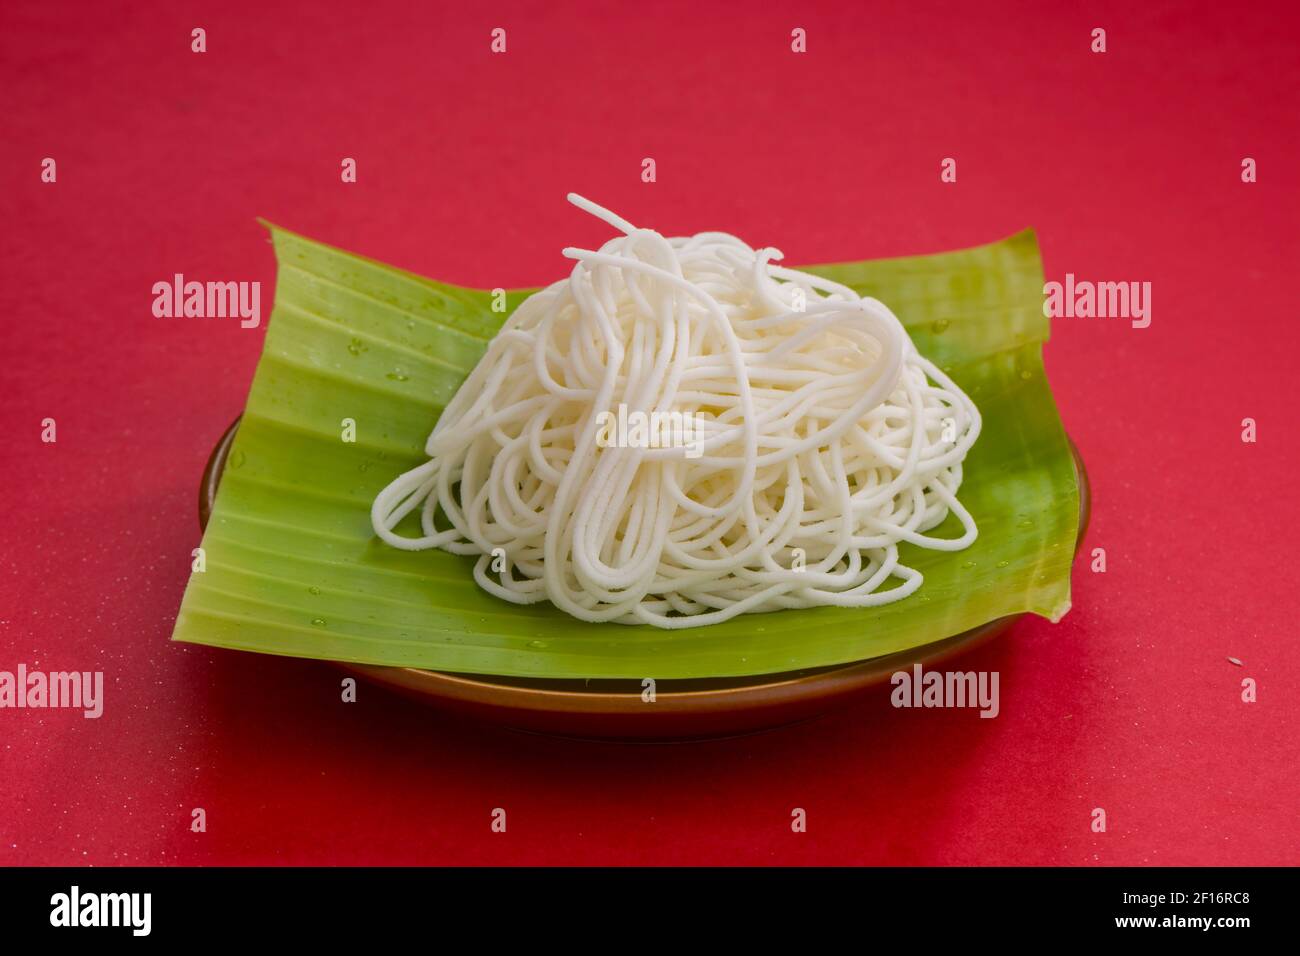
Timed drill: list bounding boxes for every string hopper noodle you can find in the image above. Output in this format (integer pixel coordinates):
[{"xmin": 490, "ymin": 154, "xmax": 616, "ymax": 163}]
[{"xmin": 372, "ymin": 196, "xmax": 982, "ymax": 628}]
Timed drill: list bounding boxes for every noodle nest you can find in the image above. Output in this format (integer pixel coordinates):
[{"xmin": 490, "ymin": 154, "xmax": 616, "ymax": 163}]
[{"xmin": 372, "ymin": 196, "xmax": 982, "ymax": 628}]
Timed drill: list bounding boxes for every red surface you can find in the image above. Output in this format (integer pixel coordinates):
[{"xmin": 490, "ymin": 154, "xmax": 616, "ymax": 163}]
[{"xmin": 2, "ymin": 0, "xmax": 1297, "ymax": 866}]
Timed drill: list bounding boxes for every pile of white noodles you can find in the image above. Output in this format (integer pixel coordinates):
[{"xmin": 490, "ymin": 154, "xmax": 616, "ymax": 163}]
[{"xmin": 371, "ymin": 195, "xmax": 981, "ymax": 628}]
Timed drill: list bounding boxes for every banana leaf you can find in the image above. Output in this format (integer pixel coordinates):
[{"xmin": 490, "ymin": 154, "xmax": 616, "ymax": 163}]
[{"xmin": 170, "ymin": 223, "xmax": 1078, "ymax": 679}]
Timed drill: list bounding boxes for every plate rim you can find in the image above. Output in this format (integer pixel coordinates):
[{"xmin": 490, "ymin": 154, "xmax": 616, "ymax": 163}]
[{"xmin": 199, "ymin": 416, "xmax": 1089, "ymax": 717}]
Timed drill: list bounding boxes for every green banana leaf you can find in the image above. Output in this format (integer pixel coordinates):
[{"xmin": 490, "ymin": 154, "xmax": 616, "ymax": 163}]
[{"xmin": 171, "ymin": 223, "xmax": 1078, "ymax": 679}]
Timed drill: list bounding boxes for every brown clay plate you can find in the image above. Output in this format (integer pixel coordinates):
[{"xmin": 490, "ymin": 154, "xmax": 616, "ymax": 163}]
[{"xmin": 201, "ymin": 418, "xmax": 1090, "ymax": 740}]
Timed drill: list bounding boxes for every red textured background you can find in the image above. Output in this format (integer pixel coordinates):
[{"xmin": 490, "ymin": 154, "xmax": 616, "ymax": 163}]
[{"xmin": 2, "ymin": 0, "xmax": 1297, "ymax": 866}]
